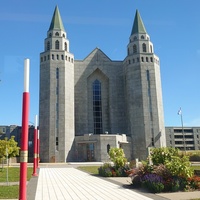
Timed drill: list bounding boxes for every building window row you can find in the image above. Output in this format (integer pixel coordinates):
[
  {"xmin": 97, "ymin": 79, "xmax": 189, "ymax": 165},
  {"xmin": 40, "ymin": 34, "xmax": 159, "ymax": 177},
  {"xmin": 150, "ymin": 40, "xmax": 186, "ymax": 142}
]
[
  {"xmin": 130, "ymin": 35, "xmax": 149, "ymax": 42},
  {"xmin": 128, "ymin": 56, "xmax": 157, "ymax": 64},
  {"xmin": 48, "ymin": 32, "xmax": 65, "ymax": 38},
  {"xmin": 128, "ymin": 44, "xmax": 152, "ymax": 55},
  {"xmin": 40, "ymin": 54, "xmax": 74, "ymax": 63},
  {"xmin": 46, "ymin": 41, "xmax": 68, "ymax": 51}
]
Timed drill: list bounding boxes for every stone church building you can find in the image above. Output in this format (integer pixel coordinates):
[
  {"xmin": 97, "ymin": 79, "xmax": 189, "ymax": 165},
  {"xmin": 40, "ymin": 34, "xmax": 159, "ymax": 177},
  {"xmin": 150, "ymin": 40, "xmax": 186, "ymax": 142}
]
[{"xmin": 39, "ymin": 6, "xmax": 166, "ymax": 163}]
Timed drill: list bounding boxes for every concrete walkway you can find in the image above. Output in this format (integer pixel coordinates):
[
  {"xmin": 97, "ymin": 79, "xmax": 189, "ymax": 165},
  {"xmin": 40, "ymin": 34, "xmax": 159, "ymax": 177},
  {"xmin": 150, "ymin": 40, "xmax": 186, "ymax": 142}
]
[
  {"xmin": 34, "ymin": 167, "xmax": 155, "ymax": 200},
  {"xmin": 25, "ymin": 163, "xmax": 200, "ymax": 200}
]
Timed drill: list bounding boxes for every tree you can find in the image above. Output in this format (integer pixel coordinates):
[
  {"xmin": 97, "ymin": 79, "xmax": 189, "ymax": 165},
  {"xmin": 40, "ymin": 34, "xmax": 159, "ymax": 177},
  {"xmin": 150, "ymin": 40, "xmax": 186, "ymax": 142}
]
[{"xmin": 0, "ymin": 136, "xmax": 20, "ymax": 167}]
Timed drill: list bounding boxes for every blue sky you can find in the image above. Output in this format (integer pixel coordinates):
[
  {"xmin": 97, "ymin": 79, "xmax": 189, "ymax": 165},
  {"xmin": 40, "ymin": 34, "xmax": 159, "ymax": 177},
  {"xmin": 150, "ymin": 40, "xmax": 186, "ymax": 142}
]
[{"xmin": 1, "ymin": 0, "xmax": 200, "ymax": 127}]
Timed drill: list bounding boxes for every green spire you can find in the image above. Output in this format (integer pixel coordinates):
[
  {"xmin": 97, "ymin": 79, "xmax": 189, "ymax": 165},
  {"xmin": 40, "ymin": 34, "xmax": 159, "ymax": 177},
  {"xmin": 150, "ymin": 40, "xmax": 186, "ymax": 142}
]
[
  {"xmin": 131, "ymin": 10, "xmax": 147, "ymax": 35},
  {"xmin": 48, "ymin": 5, "xmax": 65, "ymax": 31}
]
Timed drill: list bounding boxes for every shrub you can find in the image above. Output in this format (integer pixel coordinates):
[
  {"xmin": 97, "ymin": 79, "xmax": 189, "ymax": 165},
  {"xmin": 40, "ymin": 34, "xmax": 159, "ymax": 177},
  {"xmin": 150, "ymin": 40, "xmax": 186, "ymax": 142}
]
[
  {"xmin": 152, "ymin": 164, "xmax": 172, "ymax": 181},
  {"xmin": 98, "ymin": 163, "xmax": 112, "ymax": 177},
  {"xmin": 109, "ymin": 148, "xmax": 127, "ymax": 169},
  {"xmin": 140, "ymin": 173, "xmax": 164, "ymax": 193},
  {"xmin": 165, "ymin": 156, "xmax": 194, "ymax": 178},
  {"xmin": 187, "ymin": 176, "xmax": 200, "ymax": 190},
  {"xmin": 150, "ymin": 147, "xmax": 179, "ymax": 165}
]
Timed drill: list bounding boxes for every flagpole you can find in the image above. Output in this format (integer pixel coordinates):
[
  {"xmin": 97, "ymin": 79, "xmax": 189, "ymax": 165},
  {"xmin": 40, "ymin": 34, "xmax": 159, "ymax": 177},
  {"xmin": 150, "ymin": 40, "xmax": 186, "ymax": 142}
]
[{"xmin": 178, "ymin": 108, "xmax": 186, "ymax": 153}]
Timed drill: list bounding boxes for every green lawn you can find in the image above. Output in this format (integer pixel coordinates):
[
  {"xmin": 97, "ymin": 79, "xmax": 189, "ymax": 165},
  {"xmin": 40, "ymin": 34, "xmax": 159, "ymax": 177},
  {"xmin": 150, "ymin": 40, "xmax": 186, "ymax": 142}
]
[
  {"xmin": 0, "ymin": 167, "xmax": 33, "ymax": 199},
  {"xmin": 0, "ymin": 185, "xmax": 19, "ymax": 199},
  {"xmin": 191, "ymin": 166, "xmax": 200, "ymax": 170},
  {"xmin": 0, "ymin": 167, "xmax": 33, "ymax": 182},
  {"xmin": 77, "ymin": 166, "xmax": 100, "ymax": 175}
]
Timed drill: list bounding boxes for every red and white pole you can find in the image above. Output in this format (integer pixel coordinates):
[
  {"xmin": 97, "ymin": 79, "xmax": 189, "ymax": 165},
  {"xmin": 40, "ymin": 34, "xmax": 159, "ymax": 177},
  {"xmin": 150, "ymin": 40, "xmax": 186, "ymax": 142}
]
[
  {"xmin": 37, "ymin": 130, "xmax": 40, "ymax": 168},
  {"xmin": 32, "ymin": 115, "xmax": 38, "ymax": 176},
  {"xmin": 19, "ymin": 59, "xmax": 30, "ymax": 200}
]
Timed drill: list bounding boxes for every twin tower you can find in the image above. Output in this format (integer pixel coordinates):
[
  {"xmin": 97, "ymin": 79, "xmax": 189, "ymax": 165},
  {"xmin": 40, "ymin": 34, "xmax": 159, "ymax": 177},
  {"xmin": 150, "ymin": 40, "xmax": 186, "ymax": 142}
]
[{"xmin": 39, "ymin": 6, "xmax": 166, "ymax": 162}]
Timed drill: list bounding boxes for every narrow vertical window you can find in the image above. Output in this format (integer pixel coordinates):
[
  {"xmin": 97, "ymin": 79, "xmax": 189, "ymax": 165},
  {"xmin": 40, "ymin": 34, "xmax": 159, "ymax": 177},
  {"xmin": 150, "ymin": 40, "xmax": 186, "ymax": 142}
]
[
  {"xmin": 47, "ymin": 41, "xmax": 50, "ymax": 50},
  {"xmin": 142, "ymin": 43, "xmax": 146, "ymax": 52},
  {"xmin": 93, "ymin": 80, "xmax": 102, "ymax": 134},
  {"xmin": 55, "ymin": 40, "xmax": 59, "ymax": 50},
  {"xmin": 65, "ymin": 42, "xmax": 67, "ymax": 51},
  {"xmin": 55, "ymin": 68, "xmax": 59, "ymax": 150},
  {"xmin": 150, "ymin": 45, "xmax": 153, "ymax": 53},
  {"xmin": 133, "ymin": 44, "xmax": 137, "ymax": 53}
]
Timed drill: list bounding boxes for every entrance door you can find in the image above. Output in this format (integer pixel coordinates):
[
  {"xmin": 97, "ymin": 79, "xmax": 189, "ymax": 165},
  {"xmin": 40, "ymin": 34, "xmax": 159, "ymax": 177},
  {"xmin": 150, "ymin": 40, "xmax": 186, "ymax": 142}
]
[{"xmin": 87, "ymin": 143, "xmax": 95, "ymax": 161}]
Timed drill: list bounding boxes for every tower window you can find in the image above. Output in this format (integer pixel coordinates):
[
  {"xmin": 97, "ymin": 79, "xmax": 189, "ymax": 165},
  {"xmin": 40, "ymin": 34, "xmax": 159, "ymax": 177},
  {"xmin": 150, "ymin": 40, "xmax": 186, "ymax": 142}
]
[
  {"xmin": 55, "ymin": 40, "xmax": 59, "ymax": 50},
  {"xmin": 134, "ymin": 36, "xmax": 137, "ymax": 41},
  {"xmin": 142, "ymin": 43, "xmax": 147, "ymax": 52},
  {"xmin": 57, "ymin": 54, "xmax": 59, "ymax": 60},
  {"xmin": 52, "ymin": 54, "xmax": 54, "ymax": 60},
  {"xmin": 47, "ymin": 41, "xmax": 50, "ymax": 51},
  {"xmin": 141, "ymin": 57, "xmax": 144, "ymax": 62},
  {"xmin": 41, "ymin": 57, "xmax": 43, "ymax": 62},
  {"xmin": 61, "ymin": 55, "xmax": 64, "ymax": 60},
  {"xmin": 55, "ymin": 32, "xmax": 59, "ymax": 36},
  {"xmin": 62, "ymin": 34, "xmax": 65, "ymax": 38},
  {"xmin": 65, "ymin": 56, "xmax": 67, "ymax": 60},
  {"xmin": 56, "ymin": 68, "xmax": 59, "ymax": 79},
  {"xmin": 150, "ymin": 45, "xmax": 153, "ymax": 53},
  {"xmin": 93, "ymin": 80, "xmax": 102, "ymax": 134},
  {"xmin": 49, "ymin": 33, "xmax": 52, "ymax": 37},
  {"xmin": 48, "ymin": 55, "xmax": 50, "ymax": 60},
  {"xmin": 65, "ymin": 42, "xmax": 67, "ymax": 51},
  {"xmin": 150, "ymin": 57, "xmax": 153, "ymax": 62},
  {"xmin": 133, "ymin": 44, "xmax": 137, "ymax": 53},
  {"xmin": 141, "ymin": 35, "xmax": 145, "ymax": 39},
  {"xmin": 146, "ymin": 57, "xmax": 149, "ymax": 62}
]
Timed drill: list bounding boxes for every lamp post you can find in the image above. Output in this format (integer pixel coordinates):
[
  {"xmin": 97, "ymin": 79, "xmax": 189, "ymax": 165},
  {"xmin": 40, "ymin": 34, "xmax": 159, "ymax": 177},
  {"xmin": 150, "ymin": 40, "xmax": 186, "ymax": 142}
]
[
  {"xmin": 37, "ymin": 130, "xmax": 40, "ymax": 168},
  {"xmin": 19, "ymin": 59, "xmax": 30, "ymax": 200},
  {"xmin": 32, "ymin": 115, "xmax": 38, "ymax": 176}
]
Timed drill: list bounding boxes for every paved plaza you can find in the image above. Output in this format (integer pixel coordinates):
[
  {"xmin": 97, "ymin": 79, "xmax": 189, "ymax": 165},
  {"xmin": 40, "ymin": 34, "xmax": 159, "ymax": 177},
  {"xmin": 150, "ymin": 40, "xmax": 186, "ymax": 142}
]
[
  {"xmin": 24, "ymin": 163, "xmax": 200, "ymax": 200},
  {"xmin": 34, "ymin": 167, "xmax": 155, "ymax": 200}
]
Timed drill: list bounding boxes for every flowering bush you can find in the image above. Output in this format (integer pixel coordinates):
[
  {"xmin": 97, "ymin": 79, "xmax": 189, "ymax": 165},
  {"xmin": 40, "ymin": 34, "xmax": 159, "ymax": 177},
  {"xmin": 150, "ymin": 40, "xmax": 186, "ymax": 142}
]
[
  {"xmin": 109, "ymin": 148, "xmax": 127, "ymax": 168},
  {"xmin": 150, "ymin": 147, "xmax": 179, "ymax": 165},
  {"xmin": 98, "ymin": 163, "xmax": 112, "ymax": 177},
  {"xmin": 128, "ymin": 147, "xmax": 200, "ymax": 193},
  {"xmin": 165, "ymin": 156, "xmax": 193, "ymax": 178},
  {"xmin": 140, "ymin": 173, "xmax": 164, "ymax": 193},
  {"xmin": 187, "ymin": 176, "xmax": 200, "ymax": 190},
  {"xmin": 98, "ymin": 163, "xmax": 129, "ymax": 177}
]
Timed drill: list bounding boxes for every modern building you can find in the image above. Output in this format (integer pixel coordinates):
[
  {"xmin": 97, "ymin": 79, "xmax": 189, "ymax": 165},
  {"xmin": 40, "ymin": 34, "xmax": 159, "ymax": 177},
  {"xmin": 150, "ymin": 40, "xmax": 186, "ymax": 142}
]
[
  {"xmin": 39, "ymin": 6, "xmax": 166, "ymax": 162},
  {"xmin": 0, "ymin": 125, "xmax": 35, "ymax": 162},
  {"xmin": 165, "ymin": 127, "xmax": 200, "ymax": 151}
]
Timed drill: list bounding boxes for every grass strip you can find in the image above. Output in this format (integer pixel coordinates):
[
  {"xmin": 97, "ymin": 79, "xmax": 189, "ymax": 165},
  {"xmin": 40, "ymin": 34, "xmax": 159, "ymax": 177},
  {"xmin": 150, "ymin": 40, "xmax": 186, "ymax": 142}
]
[
  {"xmin": 0, "ymin": 167, "xmax": 33, "ymax": 182},
  {"xmin": 77, "ymin": 166, "xmax": 100, "ymax": 175}
]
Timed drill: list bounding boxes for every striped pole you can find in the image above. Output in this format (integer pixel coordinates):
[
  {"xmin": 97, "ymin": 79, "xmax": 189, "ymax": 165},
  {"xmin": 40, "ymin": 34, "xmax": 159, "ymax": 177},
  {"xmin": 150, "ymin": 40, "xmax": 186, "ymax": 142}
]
[
  {"xmin": 37, "ymin": 130, "xmax": 40, "ymax": 168},
  {"xmin": 32, "ymin": 115, "xmax": 38, "ymax": 176},
  {"xmin": 19, "ymin": 59, "xmax": 30, "ymax": 200}
]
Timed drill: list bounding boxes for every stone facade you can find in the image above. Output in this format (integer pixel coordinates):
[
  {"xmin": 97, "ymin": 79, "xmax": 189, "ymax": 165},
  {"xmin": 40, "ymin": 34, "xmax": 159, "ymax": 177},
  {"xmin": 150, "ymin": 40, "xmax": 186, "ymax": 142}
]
[{"xmin": 39, "ymin": 6, "xmax": 166, "ymax": 162}]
